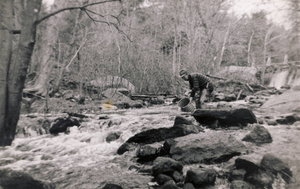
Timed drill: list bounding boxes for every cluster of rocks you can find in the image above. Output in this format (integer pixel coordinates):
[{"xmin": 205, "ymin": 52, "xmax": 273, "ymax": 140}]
[
  {"xmin": 258, "ymin": 114, "xmax": 300, "ymax": 126},
  {"xmin": 110, "ymin": 108, "xmax": 294, "ymax": 189}
]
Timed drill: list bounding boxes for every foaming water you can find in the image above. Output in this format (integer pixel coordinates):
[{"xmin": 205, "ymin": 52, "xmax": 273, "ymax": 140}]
[
  {"xmin": 269, "ymin": 70, "xmax": 289, "ymax": 89},
  {"xmin": 0, "ymin": 105, "xmax": 180, "ymax": 188}
]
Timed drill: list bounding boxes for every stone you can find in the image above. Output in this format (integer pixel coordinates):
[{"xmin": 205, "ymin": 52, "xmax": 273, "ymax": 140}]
[
  {"xmin": 125, "ymin": 125, "xmax": 199, "ymax": 145},
  {"xmin": 136, "ymin": 143, "xmax": 163, "ymax": 162},
  {"xmin": 185, "ymin": 168, "xmax": 217, "ymax": 187},
  {"xmin": 102, "ymin": 183, "xmax": 123, "ymax": 189},
  {"xmin": 235, "ymin": 154, "xmax": 262, "ymax": 173},
  {"xmin": 170, "ymin": 132, "xmax": 246, "ymax": 164},
  {"xmin": 0, "ymin": 169, "xmax": 53, "ymax": 189},
  {"xmin": 260, "ymin": 153, "xmax": 293, "ymax": 183},
  {"xmin": 229, "ymin": 169, "xmax": 247, "ymax": 181},
  {"xmin": 242, "ymin": 125, "xmax": 272, "ymax": 144},
  {"xmin": 183, "ymin": 183, "xmax": 195, "ymax": 189},
  {"xmin": 192, "ymin": 108, "xmax": 257, "ymax": 128},
  {"xmin": 152, "ymin": 157, "xmax": 183, "ymax": 177},
  {"xmin": 49, "ymin": 117, "xmax": 80, "ymax": 134},
  {"xmin": 106, "ymin": 132, "xmax": 121, "ymax": 143},
  {"xmin": 155, "ymin": 174, "xmax": 174, "ymax": 185},
  {"xmin": 230, "ymin": 180, "xmax": 253, "ymax": 189},
  {"xmin": 245, "ymin": 169, "xmax": 274, "ymax": 189},
  {"xmin": 117, "ymin": 142, "xmax": 138, "ymax": 155},
  {"xmin": 173, "ymin": 116, "xmax": 194, "ymax": 126}
]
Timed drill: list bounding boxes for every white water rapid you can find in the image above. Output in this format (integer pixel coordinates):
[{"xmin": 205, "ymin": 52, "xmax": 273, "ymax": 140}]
[{"xmin": 0, "ymin": 105, "xmax": 181, "ymax": 188}]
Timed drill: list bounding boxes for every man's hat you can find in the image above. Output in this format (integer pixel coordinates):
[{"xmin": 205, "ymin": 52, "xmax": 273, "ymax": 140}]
[{"xmin": 179, "ymin": 69, "xmax": 188, "ymax": 77}]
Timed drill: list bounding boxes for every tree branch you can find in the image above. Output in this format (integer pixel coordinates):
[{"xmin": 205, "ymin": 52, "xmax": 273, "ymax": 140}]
[{"xmin": 35, "ymin": 0, "xmax": 120, "ymax": 25}]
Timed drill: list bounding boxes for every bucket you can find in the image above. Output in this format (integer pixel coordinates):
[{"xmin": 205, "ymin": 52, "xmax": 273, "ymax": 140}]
[{"xmin": 178, "ymin": 98, "xmax": 195, "ymax": 112}]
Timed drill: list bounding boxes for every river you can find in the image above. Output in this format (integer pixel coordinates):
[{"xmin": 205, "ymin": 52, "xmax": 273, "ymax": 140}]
[{"xmin": 0, "ymin": 103, "xmax": 300, "ymax": 188}]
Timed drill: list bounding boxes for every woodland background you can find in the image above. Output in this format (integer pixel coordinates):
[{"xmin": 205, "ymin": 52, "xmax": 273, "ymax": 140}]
[{"xmin": 18, "ymin": 0, "xmax": 300, "ymax": 95}]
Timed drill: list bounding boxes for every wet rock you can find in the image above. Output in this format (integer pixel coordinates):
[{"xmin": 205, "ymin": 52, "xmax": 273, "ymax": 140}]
[
  {"xmin": 183, "ymin": 183, "xmax": 195, "ymax": 189},
  {"xmin": 185, "ymin": 168, "xmax": 217, "ymax": 187},
  {"xmin": 136, "ymin": 143, "xmax": 164, "ymax": 162},
  {"xmin": 102, "ymin": 183, "xmax": 123, "ymax": 189},
  {"xmin": 152, "ymin": 157, "xmax": 183, "ymax": 177},
  {"xmin": 117, "ymin": 142, "xmax": 138, "ymax": 155},
  {"xmin": 235, "ymin": 154, "xmax": 262, "ymax": 173},
  {"xmin": 49, "ymin": 117, "xmax": 80, "ymax": 134},
  {"xmin": 242, "ymin": 125, "xmax": 272, "ymax": 144},
  {"xmin": 230, "ymin": 180, "xmax": 253, "ymax": 189},
  {"xmin": 158, "ymin": 180, "xmax": 178, "ymax": 189},
  {"xmin": 106, "ymin": 132, "xmax": 121, "ymax": 143},
  {"xmin": 192, "ymin": 108, "xmax": 257, "ymax": 128},
  {"xmin": 173, "ymin": 116, "xmax": 194, "ymax": 126},
  {"xmin": 229, "ymin": 169, "xmax": 246, "ymax": 181},
  {"xmin": 172, "ymin": 171, "xmax": 184, "ymax": 183},
  {"xmin": 261, "ymin": 153, "xmax": 293, "ymax": 183},
  {"xmin": 245, "ymin": 169, "xmax": 274, "ymax": 189},
  {"xmin": 125, "ymin": 124, "xmax": 199, "ymax": 145},
  {"xmin": 0, "ymin": 169, "xmax": 54, "ymax": 189},
  {"xmin": 155, "ymin": 174, "xmax": 174, "ymax": 185},
  {"xmin": 65, "ymin": 112, "xmax": 88, "ymax": 119},
  {"xmin": 266, "ymin": 119, "xmax": 278, "ymax": 126},
  {"xmin": 170, "ymin": 133, "xmax": 246, "ymax": 164}
]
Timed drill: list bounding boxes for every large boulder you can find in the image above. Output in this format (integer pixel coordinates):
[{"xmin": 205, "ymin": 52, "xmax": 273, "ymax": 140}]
[
  {"xmin": 0, "ymin": 169, "xmax": 53, "ymax": 189},
  {"xmin": 169, "ymin": 132, "xmax": 246, "ymax": 164},
  {"xmin": 242, "ymin": 125, "xmax": 272, "ymax": 144},
  {"xmin": 261, "ymin": 89, "xmax": 300, "ymax": 114},
  {"xmin": 261, "ymin": 153, "xmax": 293, "ymax": 184},
  {"xmin": 192, "ymin": 108, "xmax": 257, "ymax": 128},
  {"xmin": 125, "ymin": 125, "xmax": 199, "ymax": 145}
]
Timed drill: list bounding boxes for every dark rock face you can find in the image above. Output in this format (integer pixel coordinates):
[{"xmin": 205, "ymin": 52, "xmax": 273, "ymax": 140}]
[
  {"xmin": 49, "ymin": 117, "xmax": 80, "ymax": 134},
  {"xmin": 261, "ymin": 153, "xmax": 293, "ymax": 183},
  {"xmin": 242, "ymin": 125, "xmax": 272, "ymax": 144},
  {"xmin": 102, "ymin": 183, "xmax": 123, "ymax": 189},
  {"xmin": 152, "ymin": 157, "xmax": 183, "ymax": 177},
  {"xmin": 126, "ymin": 125, "xmax": 199, "ymax": 144},
  {"xmin": 192, "ymin": 108, "xmax": 257, "ymax": 128},
  {"xmin": 235, "ymin": 154, "xmax": 262, "ymax": 173},
  {"xmin": 185, "ymin": 168, "xmax": 217, "ymax": 187},
  {"xmin": 245, "ymin": 169, "xmax": 274, "ymax": 189},
  {"xmin": 106, "ymin": 132, "xmax": 121, "ymax": 143},
  {"xmin": 136, "ymin": 143, "xmax": 168, "ymax": 162},
  {"xmin": 170, "ymin": 133, "xmax": 246, "ymax": 164},
  {"xmin": 116, "ymin": 142, "xmax": 138, "ymax": 155},
  {"xmin": 0, "ymin": 169, "xmax": 53, "ymax": 189},
  {"xmin": 173, "ymin": 116, "xmax": 194, "ymax": 126}
]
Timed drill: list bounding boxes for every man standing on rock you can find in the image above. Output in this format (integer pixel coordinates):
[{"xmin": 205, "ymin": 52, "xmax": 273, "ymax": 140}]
[{"xmin": 179, "ymin": 69, "xmax": 214, "ymax": 109}]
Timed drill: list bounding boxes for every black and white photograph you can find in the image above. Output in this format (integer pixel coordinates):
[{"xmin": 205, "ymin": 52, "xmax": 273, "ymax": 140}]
[{"xmin": 0, "ymin": 0, "xmax": 299, "ymax": 188}]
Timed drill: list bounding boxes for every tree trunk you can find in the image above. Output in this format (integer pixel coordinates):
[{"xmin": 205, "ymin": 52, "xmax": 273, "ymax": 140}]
[
  {"xmin": 248, "ymin": 30, "xmax": 254, "ymax": 66},
  {"xmin": 0, "ymin": 0, "xmax": 13, "ymax": 146},
  {"xmin": 2, "ymin": 0, "xmax": 42, "ymax": 146}
]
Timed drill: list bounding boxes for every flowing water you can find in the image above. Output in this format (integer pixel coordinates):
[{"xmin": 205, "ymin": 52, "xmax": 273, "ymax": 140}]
[
  {"xmin": 269, "ymin": 70, "xmax": 289, "ymax": 89},
  {"xmin": 0, "ymin": 104, "xmax": 300, "ymax": 189}
]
